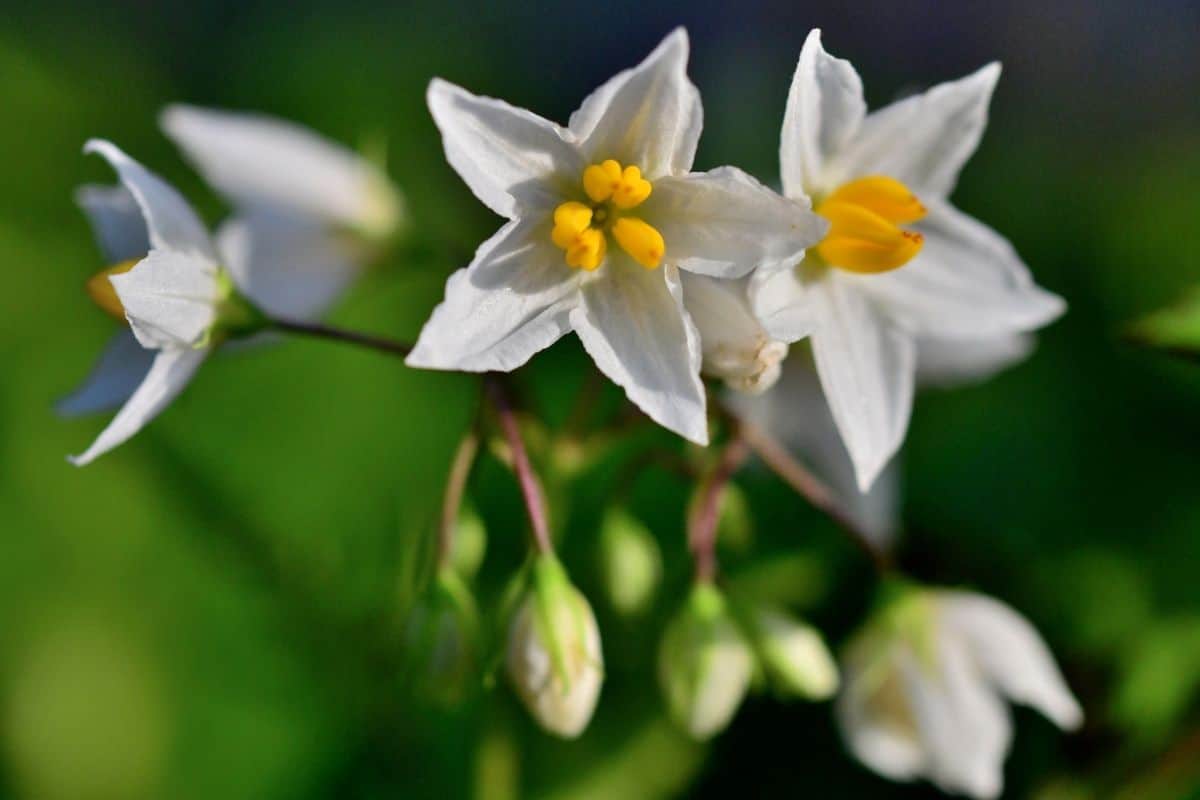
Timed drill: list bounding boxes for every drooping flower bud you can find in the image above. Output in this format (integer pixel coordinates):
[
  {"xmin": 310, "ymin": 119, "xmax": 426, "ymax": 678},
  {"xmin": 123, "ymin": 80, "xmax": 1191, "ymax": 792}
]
[
  {"xmin": 658, "ymin": 582, "xmax": 754, "ymax": 740},
  {"xmin": 748, "ymin": 604, "xmax": 838, "ymax": 700},
  {"xmin": 450, "ymin": 503, "xmax": 487, "ymax": 581},
  {"xmin": 680, "ymin": 274, "xmax": 788, "ymax": 395},
  {"xmin": 505, "ymin": 554, "xmax": 603, "ymax": 738},
  {"xmin": 403, "ymin": 568, "xmax": 480, "ymax": 706},
  {"xmin": 598, "ymin": 508, "xmax": 662, "ymax": 617}
]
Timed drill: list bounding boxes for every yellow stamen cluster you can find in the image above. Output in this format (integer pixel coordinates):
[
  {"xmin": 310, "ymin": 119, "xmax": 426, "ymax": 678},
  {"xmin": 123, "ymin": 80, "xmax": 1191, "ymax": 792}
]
[
  {"xmin": 551, "ymin": 159, "xmax": 664, "ymax": 271},
  {"xmin": 86, "ymin": 259, "xmax": 138, "ymax": 322},
  {"xmin": 814, "ymin": 176, "xmax": 927, "ymax": 274}
]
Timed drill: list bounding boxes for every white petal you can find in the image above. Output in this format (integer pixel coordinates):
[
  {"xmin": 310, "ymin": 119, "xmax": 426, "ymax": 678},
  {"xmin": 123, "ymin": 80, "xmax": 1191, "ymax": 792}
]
[
  {"xmin": 571, "ymin": 259, "xmax": 707, "ymax": 444},
  {"xmin": 916, "ymin": 333, "xmax": 1034, "ymax": 388},
  {"xmin": 406, "ymin": 219, "xmax": 579, "ymax": 372},
  {"xmin": 57, "ymin": 331, "xmax": 155, "ymax": 417},
  {"xmin": 727, "ymin": 359, "xmax": 900, "ymax": 548},
  {"xmin": 645, "ymin": 167, "xmax": 825, "ymax": 278},
  {"xmin": 161, "ymin": 104, "xmax": 402, "ymax": 236},
  {"xmin": 216, "ymin": 212, "xmax": 358, "ymax": 321},
  {"xmin": 835, "ymin": 638, "xmax": 926, "ymax": 781},
  {"xmin": 110, "ymin": 249, "xmax": 220, "ymax": 349},
  {"xmin": 939, "ymin": 591, "xmax": 1083, "ymax": 731},
  {"xmin": 83, "ymin": 139, "xmax": 215, "ymax": 260},
  {"xmin": 780, "ymin": 29, "xmax": 866, "ymax": 198},
  {"xmin": 902, "ymin": 634, "xmax": 1011, "ymax": 800},
  {"xmin": 826, "ymin": 63, "xmax": 1001, "ymax": 199},
  {"xmin": 68, "ymin": 347, "xmax": 208, "ymax": 466},
  {"xmin": 681, "ymin": 274, "xmax": 787, "ymax": 395},
  {"xmin": 426, "ymin": 79, "xmax": 584, "ymax": 219},
  {"xmin": 810, "ymin": 274, "xmax": 915, "ymax": 491},
  {"xmin": 75, "ymin": 184, "xmax": 150, "ymax": 263},
  {"xmin": 568, "ymin": 28, "xmax": 701, "ymax": 178},
  {"xmin": 748, "ymin": 260, "xmax": 821, "ymax": 344},
  {"xmin": 855, "ymin": 200, "xmax": 1065, "ymax": 339}
]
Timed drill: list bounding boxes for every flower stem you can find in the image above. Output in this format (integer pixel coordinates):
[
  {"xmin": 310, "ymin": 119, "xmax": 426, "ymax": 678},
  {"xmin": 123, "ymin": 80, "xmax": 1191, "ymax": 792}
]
[
  {"xmin": 485, "ymin": 375, "xmax": 554, "ymax": 555},
  {"xmin": 688, "ymin": 432, "xmax": 750, "ymax": 583},
  {"xmin": 269, "ymin": 317, "xmax": 413, "ymax": 359},
  {"xmin": 438, "ymin": 427, "xmax": 480, "ymax": 569},
  {"xmin": 733, "ymin": 413, "xmax": 892, "ymax": 573}
]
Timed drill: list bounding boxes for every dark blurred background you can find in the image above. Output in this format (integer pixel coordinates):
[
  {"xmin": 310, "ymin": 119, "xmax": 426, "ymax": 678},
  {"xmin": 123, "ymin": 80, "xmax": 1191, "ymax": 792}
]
[{"xmin": 2, "ymin": 1, "xmax": 1200, "ymax": 797}]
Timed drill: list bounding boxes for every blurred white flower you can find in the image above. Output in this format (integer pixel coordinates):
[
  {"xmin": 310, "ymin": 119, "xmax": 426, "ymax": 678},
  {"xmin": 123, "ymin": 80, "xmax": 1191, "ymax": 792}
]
[
  {"xmin": 837, "ymin": 586, "xmax": 1082, "ymax": 799},
  {"xmin": 658, "ymin": 582, "xmax": 754, "ymax": 739},
  {"xmin": 160, "ymin": 104, "xmax": 405, "ymax": 320},
  {"xmin": 505, "ymin": 555, "xmax": 603, "ymax": 738},
  {"xmin": 751, "ymin": 29, "xmax": 1064, "ymax": 490},
  {"xmin": 67, "ymin": 140, "xmax": 265, "ymax": 466},
  {"xmin": 407, "ymin": 29, "xmax": 824, "ymax": 445}
]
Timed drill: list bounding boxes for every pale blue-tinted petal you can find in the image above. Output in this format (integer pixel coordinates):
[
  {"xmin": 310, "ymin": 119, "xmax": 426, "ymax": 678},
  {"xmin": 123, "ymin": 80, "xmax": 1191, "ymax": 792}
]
[
  {"xmin": 57, "ymin": 331, "xmax": 155, "ymax": 417},
  {"xmin": 75, "ymin": 184, "xmax": 150, "ymax": 264}
]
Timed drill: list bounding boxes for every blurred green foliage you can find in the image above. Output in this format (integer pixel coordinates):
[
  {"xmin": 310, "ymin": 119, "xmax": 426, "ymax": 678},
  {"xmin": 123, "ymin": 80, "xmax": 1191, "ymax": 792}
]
[{"xmin": 2, "ymin": 2, "xmax": 1200, "ymax": 798}]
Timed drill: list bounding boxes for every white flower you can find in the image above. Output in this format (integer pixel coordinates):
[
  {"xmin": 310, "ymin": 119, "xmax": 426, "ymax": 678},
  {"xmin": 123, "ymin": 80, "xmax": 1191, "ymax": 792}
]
[
  {"xmin": 66, "ymin": 140, "xmax": 261, "ymax": 466},
  {"xmin": 751, "ymin": 30, "xmax": 1064, "ymax": 489},
  {"xmin": 837, "ymin": 587, "xmax": 1082, "ymax": 799},
  {"xmin": 406, "ymin": 29, "xmax": 825, "ymax": 444},
  {"xmin": 160, "ymin": 104, "xmax": 404, "ymax": 320},
  {"xmin": 505, "ymin": 555, "xmax": 603, "ymax": 738}
]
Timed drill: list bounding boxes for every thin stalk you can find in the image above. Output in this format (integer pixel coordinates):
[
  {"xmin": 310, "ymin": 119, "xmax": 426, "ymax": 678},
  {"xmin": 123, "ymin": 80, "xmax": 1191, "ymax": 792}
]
[
  {"xmin": 438, "ymin": 428, "xmax": 480, "ymax": 568},
  {"xmin": 688, "ymin": 433, "xmax": 750, "ymax": 583},
  {"xmin": 269, "ymin": 317, "xmax": 413, "ymax": 359},
  {"xmin": 485, "ymin": 375, "xmax": 554, "ymax": 555}
]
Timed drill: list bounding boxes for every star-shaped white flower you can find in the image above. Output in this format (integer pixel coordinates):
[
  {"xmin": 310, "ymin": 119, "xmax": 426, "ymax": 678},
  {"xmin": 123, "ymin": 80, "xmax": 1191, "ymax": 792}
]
[
  {"xmin": 751, "ymin": 30, "xmax": 1065, "ymax": 489},
  {"xmin": 837, "ymin": 587, "xmax": 1082, "ymax": 799},
  {"xmin": 406, "ymin": 29, "xmax": 825, "ymax": 444},
  {"xmin": 160, "ymin": 104, "xmax": 405, "ymax": 320},
  {"xmin": 66, "ymin": 140, "xmax": 239, "ymax": 466}
]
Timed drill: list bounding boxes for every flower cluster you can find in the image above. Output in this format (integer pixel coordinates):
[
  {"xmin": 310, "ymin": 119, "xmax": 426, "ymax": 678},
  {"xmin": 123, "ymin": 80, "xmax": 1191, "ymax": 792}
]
[{"xmin": 61, "ymin": 28, "xmax": 1077, "ymax": 799}]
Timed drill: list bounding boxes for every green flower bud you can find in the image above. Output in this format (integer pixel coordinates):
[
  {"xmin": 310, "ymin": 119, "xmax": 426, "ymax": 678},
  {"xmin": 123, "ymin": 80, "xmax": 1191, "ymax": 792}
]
[
  {"xmin": 598, "ymin": 508, "xmax": 662, "ymax": 617},
  {"xmin": 749, "ymin": 605, "xmax": 838, "ymax": 700},
  {"xmin": 505, "ymin": 554, "xmax": 603, "ymax": 738},
  {"xmin": 658, "ymin": 583, "xmax": 754, "ymax": 740},
  {"xmin": 450, "ymin": 504, "xmax": 487, "ymax": 581},
  {"xmin": 403, "ymin": 568, "xmax": 480, "ymax": 706}
]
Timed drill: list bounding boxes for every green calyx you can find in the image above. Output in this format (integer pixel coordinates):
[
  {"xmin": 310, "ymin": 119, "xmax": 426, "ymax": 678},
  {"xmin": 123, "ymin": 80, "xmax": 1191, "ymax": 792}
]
[
  {"xmin": 206, "ymin": 270, "xmax": 269, "ymax": 344},
  {"xmin": 530, "ymin": 553, "xmax": 586, "ymax": 693}
]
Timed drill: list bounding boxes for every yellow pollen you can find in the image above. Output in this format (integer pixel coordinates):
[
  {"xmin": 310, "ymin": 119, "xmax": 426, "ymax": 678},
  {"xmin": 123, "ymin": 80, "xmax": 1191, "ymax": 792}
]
[
  {"xmin": 86, "ymin": 259, "xmax": 138, "ymax": 322},
  {"xmin": 815, "ymin": 175, "xmax": 927, "ymax": 274},
  {"xmin": 552, "ymin": 160, "xmax": 665, "ymax": 271}
]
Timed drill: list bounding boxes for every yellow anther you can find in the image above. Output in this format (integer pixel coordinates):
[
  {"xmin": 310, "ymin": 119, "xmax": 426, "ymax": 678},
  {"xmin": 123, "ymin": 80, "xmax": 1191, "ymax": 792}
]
[
  {"xmin": 814, "ymin": 176, "xmax": 926, "ymax": 274},
  {"xmin": 86, "ymin": 259, "xmax": 138, "ymax": 321},
  {"xmin": 552, "ymin": 201, "xmax": 605, "ymax": 270},
  {"xmin": 612, "ymin": 165, "xmax": 652, "ymax": 209},
  {"xmin": 583, "ymin": 160, "xmax": 623, "ymax": 204},
  {"xmin": 565, "ymin": 228, "xmax": 606, "ymax": 271},
  {"xmin": 823, "ymin": 175, "xmax": 927, "ymax": 225},
  {"xmin": 612, "ymin": 217, "xmax": 665, "ymax": 269}
]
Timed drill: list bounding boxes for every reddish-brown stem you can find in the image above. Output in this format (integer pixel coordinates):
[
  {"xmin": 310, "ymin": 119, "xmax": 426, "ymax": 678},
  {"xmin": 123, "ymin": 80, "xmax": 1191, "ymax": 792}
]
[
  {"xmin": 688, "ymin": 433, "xmax": 750, "ymax": 583},
  {"xmin": 437, "ymin": 428, "xmax": 480, "ymax": 568},
  {"xmin": 270, "ymin": 317, "xmax": 413, "ymax": 359},
  {"xmin": 485, "ymin": 375, "xmax": 553, "ymax": 555}
]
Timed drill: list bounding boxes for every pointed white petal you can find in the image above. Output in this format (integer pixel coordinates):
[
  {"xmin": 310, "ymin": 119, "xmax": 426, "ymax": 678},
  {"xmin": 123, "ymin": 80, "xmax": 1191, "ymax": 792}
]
[
  {"xmin": 827, "ymin": 63, "xmax": 1001, "ymax": 199},
  {"xmin": 810, "ymin": 274, "xmax": 915, "ymax": 491},
  {"xmin": 568, "ymin": 28, "xmax": 702, "ymax": 178},
  {"xmin": 855, "ymin": 200, "xmax": 1065, "ymax": 339},
  {"xmin": 57, "ymin": 331, "xmax": 156, "ymax": 417},
  {"xmin": 836, "ymin": 636, "xmax": 927, "ymax": 781},
  {"xmin": 407, "ymin": 219, "xmax": 580, "ymax": 372},
  {"xmin": 681, "ymin": 274, "xmax": 787, "ymax": 395},
  {"xmin": 68, "ymin": 346, "xmax": 208, "ymax": 466},
  {"xmin": 216, "ymin": 212, "xmax": 358, "ymax": 321},
  {"xmin": 939, "ymin": 591, "xmax": 1083, "ymax": 731},
  {"xmin": 426, "ymin": 79, "xmax": 583, "ymax": 219},
  {"xmin": 571, "ymin": 259, "xmax": 707, "ymax": 444},
  {"xmin": 83, "ymin": 139, "xmax": 215, "ymax": 260},
  {"xmin": 748, "ymin": 259, "xmax": 821, "ymax": 344},
  {"xmin": 646, "ymin": 167, "xmax": 825, "ymax": 278},
  {"xmin": 780, "ymin": 29, "xmax": 867, "ymax": 197},
  {"xmin": 902, "ymin": 634, "xmax": 1011, "ymax": 800},
  {"xmin": 161, "ymin": 104, "xmax": 401, "ymax": 236},
  {"xmin": 916, "ymin": 333, "xmax": 1034, "ymax": 388},
  {"xmin": 727, "ymin": 360, "xmax": 900, "ymax": 547},
  {"xmin": 110, "ymin": 249, "xmax": 220, "ymax": 349},
  {"xmin": 75, "ymin": 184, "xmax": 150, "ymax": 264}
]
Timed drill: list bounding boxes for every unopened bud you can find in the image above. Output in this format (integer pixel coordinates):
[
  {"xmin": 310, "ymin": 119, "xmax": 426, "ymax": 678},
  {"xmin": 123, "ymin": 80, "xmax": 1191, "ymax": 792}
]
[
  {"xmin": 451, "ymin": 504, "xmax": 487, "ymax": 580},
  {"xmin": 749, "ymin": 605, "xmax": 838, "ymax": 700},
  {"xmin": 505, "ymin": 555, "xmax": 603, "ymax": 738},
  {"xmin": 658, "ymin": 583, "xmax": 754, "ymax": 740},
  {"xmin": 598, "ymin": 508, "xmax": 662, "ymax": 617},
  {"xmin": 403, "ymin": 568, "xmax": 480, "ymax": 706}
]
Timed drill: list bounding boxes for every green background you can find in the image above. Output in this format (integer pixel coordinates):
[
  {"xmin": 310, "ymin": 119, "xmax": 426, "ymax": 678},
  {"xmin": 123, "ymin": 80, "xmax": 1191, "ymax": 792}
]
[{"xmin": 2, "ymin": 1, "xmax": 1199, "ymax": 797}]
